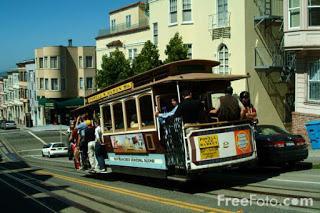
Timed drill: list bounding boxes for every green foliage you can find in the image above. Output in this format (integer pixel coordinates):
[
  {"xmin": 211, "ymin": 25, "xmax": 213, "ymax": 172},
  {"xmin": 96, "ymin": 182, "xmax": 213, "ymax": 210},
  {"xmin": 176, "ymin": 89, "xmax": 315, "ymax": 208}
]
[
  {"xmin": 96, "ymin": 48, "xmax": 132, "ymax": 89},
  {"xmin": 132, "ymin": 40, "xmax": 161, "ymax": 75},
  {"xmin": 164, "ymin": 32, "xmax": 188, "ymax": 63}
]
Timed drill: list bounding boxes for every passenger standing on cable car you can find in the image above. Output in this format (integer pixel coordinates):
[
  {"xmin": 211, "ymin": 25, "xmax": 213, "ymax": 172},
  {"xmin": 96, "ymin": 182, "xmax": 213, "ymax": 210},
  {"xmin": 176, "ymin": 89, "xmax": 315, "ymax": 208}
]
[
  {"xmin": 173, "ymin": 90, "xmax": 205, "ymax": 123},
  {"xmin": 76, "ymin": 115, "xmax": 91, "ymax": 170},
  {"xmin": 209, "ymin": 86, "xmax": 245, "ymax": 121},
  {"xmin": 239, "ymin": 91, "xmax": 257, "ymax": 121},
  {"xmin": 155, "ymin": 98, "xmax": 179, "ymax": 124},
  {"xmin": 95, "ymin": 119, "xmax": 106, "ymax": 172}
]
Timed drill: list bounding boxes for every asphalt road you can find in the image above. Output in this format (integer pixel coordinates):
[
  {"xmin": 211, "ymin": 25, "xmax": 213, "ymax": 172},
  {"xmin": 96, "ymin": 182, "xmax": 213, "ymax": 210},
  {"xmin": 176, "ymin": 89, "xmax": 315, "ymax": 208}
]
[{"xmin": 0, "ymin": 128, "xmax": 319, "ymax": 213}]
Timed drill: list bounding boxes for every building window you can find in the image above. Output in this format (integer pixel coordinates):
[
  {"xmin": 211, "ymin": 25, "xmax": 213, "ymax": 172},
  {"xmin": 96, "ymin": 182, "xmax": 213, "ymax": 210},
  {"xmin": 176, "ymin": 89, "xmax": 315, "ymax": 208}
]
[
  {"xmin": 111, "ymin": 19, "xmax": 116, "ymax": 31},
  {"xmin": 51, "ymin": 78, "xmax": 59, "ymax": 91},
  {"xmin": 44, "ymin": 56, "xmax": 48, "ymax": 68},
  {"xmin": 50, "ymin": 56, "xmax": 58, "ymax": 69},
  {"xmin": 86, "ymin": 77, "xmax": 93, "ymax": 89},
  {"xmin": 39, "ymin": 78, "xmax": 44, "ymax": 89},
  {"xmin": 182, "ymin": 0, "xmax": 192, "ymax": 22},
  {"xmin": 153, "ymin": 23, "xmax": 158, "ymax": 46},
  {"xmin": 184, "ymin": 44, "xmax": 192, "ymax": 59},
  {"xmin": 128, "ymin": 48, "xmax": 138, "ymax": 62},
  {"xmin": 308, "ymin": 0, "xmax": 320, "ymax": 26},
  {"xmin": 79, "ymin": 77, "xmax": 84, "ymax": 89},
  {"xmin": 126, "ymin": 15, "xmax": 131, "ymax": 28},
  {"xmin": 217, "ymin": 44, "xmax": 230, "ymax": 74},
  {"xmin": 308, "ymin": 59, "xmax": 320, "ymax": 101},
  {"xmin": 86, "ymin": 56, "xmax": 93, "ymax": 68},
  {"xmin": 288, "ymin": 0, "xmax": 300, "ymax": 28},
  {"xmin": 217, "ymin": 0, "xmax": 228, "ymax": 27},
  {"xmin": 39, "ymin": 58, "xmax": 44, "ymax": 69},
  {"xmin": 79, "ymin": 56, "xmax": 83, "ymax": 68},
  {"xmin": 45, "ymin": 78, "xmax": 49, "ymax": 90},
  {"xmin": 169, "ymin": 0, "xmax": 178, "ymax": 24},
  {"xmin": 61, "ymin": 78, "xmax": 65, "ymax": 91}
]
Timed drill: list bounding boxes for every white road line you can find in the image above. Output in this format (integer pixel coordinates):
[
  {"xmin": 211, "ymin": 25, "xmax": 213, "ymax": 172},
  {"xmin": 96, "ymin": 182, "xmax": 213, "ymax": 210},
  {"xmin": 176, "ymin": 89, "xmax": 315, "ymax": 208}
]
[
  {"xmin": 271, "ymin": 178, "xmax": 320, "ymax": 185},
  {"xmin": 18, "ymin": 148, "xmax": 43, "ymax": 153},
  {"xmin": 27, "ymin": 131, "xmax": 47, "ymax": 145}
]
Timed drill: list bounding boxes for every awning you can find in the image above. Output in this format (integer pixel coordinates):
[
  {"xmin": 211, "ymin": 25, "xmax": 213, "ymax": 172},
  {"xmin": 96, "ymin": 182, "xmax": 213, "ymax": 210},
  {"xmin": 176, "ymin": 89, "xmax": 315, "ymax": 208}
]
[
  {"xmin": 38, "ymin": 98, "xmax": 55, "ymax": 107},
  {"xmin": 56, "ymin": 98, "xmax": 84, "ymax": 109}
]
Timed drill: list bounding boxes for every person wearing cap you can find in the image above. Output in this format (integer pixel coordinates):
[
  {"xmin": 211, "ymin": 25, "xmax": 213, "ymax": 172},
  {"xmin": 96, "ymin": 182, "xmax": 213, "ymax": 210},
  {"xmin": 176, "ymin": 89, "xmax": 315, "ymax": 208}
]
[
  {"xmin": 209, "ymin": 86, "xmax": 245, "ymax": 122},
  {"xmin": 75, "ymin": 115, "xmax": 92, "ymax": 170},
  {"xmin": 239, "ymin": 91, "xmax": 257, "ymax": 120}
]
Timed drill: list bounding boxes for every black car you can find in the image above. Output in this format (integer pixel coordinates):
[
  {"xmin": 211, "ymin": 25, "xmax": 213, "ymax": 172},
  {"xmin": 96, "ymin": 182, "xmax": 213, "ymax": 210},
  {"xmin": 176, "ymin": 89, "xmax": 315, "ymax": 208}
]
[{"xmin": 255, "ymin": 125, "xmax": 308, "ymax": 166}]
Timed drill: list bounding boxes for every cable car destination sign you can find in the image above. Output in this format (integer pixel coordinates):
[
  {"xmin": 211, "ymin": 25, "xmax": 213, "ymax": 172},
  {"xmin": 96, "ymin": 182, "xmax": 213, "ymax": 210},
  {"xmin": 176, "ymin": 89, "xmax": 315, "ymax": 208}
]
[{"xmin": 86, "ymin": 82, "xmax": 134, "ymax": 104}]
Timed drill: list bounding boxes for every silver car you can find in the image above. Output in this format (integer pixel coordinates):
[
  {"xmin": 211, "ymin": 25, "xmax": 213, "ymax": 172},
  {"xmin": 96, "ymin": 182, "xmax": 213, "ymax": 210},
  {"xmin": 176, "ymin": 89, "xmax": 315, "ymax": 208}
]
[{"xmin": 2, "ymin": 120, "xmax": 17, "ymax": 129}]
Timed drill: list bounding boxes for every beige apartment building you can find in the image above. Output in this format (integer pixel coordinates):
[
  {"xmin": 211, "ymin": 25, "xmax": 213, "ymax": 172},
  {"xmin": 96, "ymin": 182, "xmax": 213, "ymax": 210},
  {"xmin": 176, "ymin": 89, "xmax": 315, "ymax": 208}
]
[
  {"xmin": 35, "ymin": 41, "xmax": 96, "ymax": 125},
  {"xmin": 96, "ymin": 0, "xmax": 293, "ymax": 128},
  {"xmin": 283, "ymin": 0, "xmax": 320, "ymax": 136}
]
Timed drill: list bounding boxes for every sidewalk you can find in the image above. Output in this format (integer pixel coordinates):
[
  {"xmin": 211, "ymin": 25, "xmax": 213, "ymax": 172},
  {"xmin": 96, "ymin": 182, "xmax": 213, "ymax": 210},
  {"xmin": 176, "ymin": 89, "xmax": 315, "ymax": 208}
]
[
  {"xmin": 23, "ymin": 124, "xmax": 69, "ymax": 132},
  {"xmin": 305, "ymin": 147, "xmax": 320, "ymax": 165}
]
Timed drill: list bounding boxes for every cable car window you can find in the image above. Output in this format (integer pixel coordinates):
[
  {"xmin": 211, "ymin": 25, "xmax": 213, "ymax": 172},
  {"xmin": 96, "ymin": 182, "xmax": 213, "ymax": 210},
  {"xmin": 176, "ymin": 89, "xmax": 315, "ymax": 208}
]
[
  {"xmin": 139, "ymin": 95, "xmax": 155, "ymax": 129},
  {"xmin": 102, "ymin": 105, "xmax": 112, "ymax": 132},
  {"xmin": 125, "ymin": 99, "xmax": 138, "ymax": 130},
  {"xmin": 113, "ymin": 102, "xmax": 124, "ymax": 131}
]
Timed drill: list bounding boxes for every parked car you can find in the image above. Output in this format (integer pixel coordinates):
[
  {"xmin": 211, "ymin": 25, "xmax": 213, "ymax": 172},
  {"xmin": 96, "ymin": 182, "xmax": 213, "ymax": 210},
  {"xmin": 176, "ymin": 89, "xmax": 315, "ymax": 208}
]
[
  {"xmin": 2, "ymin": 120, "xmax": 17, "ymax": 129},
  {"xmin": 0, "ymin": 120, "xmax": 5, "ymax": 128},
  {"xmin": 255, "ymin": 125, "xmax": 308, "ymax": 166},
  {"xmin": 42, "ymin": 143, "xmax": 68, "ymax": 158}
]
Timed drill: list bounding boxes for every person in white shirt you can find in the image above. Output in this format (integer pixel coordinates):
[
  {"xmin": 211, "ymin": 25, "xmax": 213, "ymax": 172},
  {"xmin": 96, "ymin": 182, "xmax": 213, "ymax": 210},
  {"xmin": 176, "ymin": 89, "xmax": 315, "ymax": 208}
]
[{"xmin": 94, "ymin": 120, "xmax": 106, "ymax": 172}]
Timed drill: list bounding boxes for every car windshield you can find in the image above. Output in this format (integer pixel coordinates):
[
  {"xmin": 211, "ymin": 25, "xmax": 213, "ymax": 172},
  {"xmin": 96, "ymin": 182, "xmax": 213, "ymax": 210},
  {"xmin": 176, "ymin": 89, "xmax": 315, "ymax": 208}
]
[
  {"xmin": 256, "ymin": 125, "xmax": 288, "ymax": 136},
  {"xmin": 53, "ymin": 143, "xmax": 65, "ymax": 148},
  {"xmin": 7, "ymin": 121, "xmax": 15, "ymax": 123}
]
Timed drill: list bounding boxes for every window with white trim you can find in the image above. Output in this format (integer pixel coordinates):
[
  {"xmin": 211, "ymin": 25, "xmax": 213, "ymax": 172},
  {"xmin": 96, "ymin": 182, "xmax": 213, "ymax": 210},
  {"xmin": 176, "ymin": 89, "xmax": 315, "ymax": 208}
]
[
  {"xmin": 85, "ymin": 56, "xmax": 93, "ymax": 68},
  {"xmin": 39, "ymin": 58, "xmax": 44, "ymax": 69},
  {"xmin": 184, "ymin": 44, "xmax": 192, "ymax": 59},
  {"xmin": 128, "ymin": 48, "xmax": 138, "ymax": 62},
  {"xmin": 40, "ymin": 78, "xmax": 44, "ymax": 89},
  {"xmin": 217, "ymin": 0, "xmax": 228, "ymax": 27},
  {"xmin": 217, "ymin": 44, "xmax": 230, "ymax": 74},
  {"xmin": 79, "ymin": 77, "xmax": 84, "ymax": 89},
  {"xmin": 111, "ymin": 19, "xmax": 116, "ymax": 31},
  {"xmin": 153, "ymin": 23, "xmax": 158, "ymax": 46},
  {"xmin": 169, "ymin": 0, "xmax": 177, "ymax": 24},
  {"xmin": 308, "ymin": 59, "xmax": 320, "ymax": 101},
  {"xmin": 50, "ymin": 56, "xmax": 58, "ymax": 69},
  {"xmin": 308, "ymin": 0, "xmax": 320, "ymax": 26},
  {"xmin": 51, "ymin": 78, "xmax": 59, "ymax": 91},
  {"xmin": 79, "ymin": 56, "xmax": 83, "ymax": 68},
  {"xmin": 182, "ymin": 0, "xmax": 192, "ymax": 22},
  {"xmin": 288, "ymin": 0, "xmax": 300, "ymax": 28},
  {"xmin": 45, "ymin": 78, "xmax": 49, "ymax": 90},
  {"xmin": 126, "ymin": 15, "xmax": 131, "ymax": 28},
  {"xmin": 86, "ymin": 77, "xmax": 93, "ymax": 89},
  {"xmin": 44, "ymin": 57, "xmax": 48, "ymax": 68}
]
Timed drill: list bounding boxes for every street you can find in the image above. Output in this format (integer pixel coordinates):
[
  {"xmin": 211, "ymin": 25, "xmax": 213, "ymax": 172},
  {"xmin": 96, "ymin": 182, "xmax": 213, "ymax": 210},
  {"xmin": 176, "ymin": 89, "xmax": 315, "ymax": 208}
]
[{"xmin": 0, "ymin": 128, "xmax": 319, "ymax": 213}]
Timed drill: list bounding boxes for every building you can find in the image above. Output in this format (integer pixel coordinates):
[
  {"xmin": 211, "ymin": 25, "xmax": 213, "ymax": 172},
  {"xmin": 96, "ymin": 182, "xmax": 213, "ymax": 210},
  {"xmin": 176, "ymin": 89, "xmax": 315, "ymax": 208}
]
[
  {"xmin": 24, "ymin": 60, "xmax": 40, "ymax": 127},
  {"xmin": 283, "ymin": 0, "xmax": 320, "ymax": 136},
  {"xmin": 96, "ymin": 0, "xmax": 292, "ymax": 128},
  {"xmin": 35, "ymin": 41, "xmax": 96, "ymax": 125},
  {"xmin": 0, "ymin": 77, "xmax": 4, "ymax": 119},
  {"xmin": 3, "ymin": 70, "xmax": 21, "ymax": 123}
]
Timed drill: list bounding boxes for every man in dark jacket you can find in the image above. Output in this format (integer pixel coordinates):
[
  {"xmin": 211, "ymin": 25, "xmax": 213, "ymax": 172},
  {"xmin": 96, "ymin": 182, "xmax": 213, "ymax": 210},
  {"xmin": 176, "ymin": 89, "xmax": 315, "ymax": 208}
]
[
  {"xmin": 174, "ymin": 90, "xmax": 205, "ymax": 123},
  {"xmin": 210, "ymin": 86, "xmax": 245, "ymax": 121}
]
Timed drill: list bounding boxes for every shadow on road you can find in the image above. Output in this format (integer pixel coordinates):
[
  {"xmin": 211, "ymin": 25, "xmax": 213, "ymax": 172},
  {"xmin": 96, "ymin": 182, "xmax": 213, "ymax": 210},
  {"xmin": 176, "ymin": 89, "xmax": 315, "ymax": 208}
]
[
  {"xmin": 0, "ymin": 159, "xmax": 96, "ymax": 212},
  {"xmin": 85, "ymin": 162, "xmax": 314, "ymax": 194}
]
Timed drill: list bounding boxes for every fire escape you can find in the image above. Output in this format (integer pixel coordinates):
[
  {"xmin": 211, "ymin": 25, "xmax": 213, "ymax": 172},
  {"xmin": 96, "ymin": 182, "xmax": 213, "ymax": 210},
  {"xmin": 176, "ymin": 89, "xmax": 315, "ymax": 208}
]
[{"xmin": 254, "ymin": 0, "xmax": 295, "ymax": 125}]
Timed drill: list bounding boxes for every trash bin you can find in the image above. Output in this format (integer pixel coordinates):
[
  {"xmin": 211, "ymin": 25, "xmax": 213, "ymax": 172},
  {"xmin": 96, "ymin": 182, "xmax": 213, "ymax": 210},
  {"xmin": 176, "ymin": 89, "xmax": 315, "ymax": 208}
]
[{"xmin": 305, "ymin": 120, "xmax": 320, "ymax": 149}]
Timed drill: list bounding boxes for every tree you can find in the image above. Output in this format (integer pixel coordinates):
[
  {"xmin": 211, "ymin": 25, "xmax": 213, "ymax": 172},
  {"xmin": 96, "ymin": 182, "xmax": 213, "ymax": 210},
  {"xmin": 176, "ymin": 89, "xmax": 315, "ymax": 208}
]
[
  {"xmin": 132, "ymin": 40, "xmax": 162, "ymax": 75},
  {"xmin": 164, "ymin": 32, "xmax": 188, "ymax": 63},
  {"xmin": 96, "ymin": 48, "xmax": 132, "ymax": 89}
]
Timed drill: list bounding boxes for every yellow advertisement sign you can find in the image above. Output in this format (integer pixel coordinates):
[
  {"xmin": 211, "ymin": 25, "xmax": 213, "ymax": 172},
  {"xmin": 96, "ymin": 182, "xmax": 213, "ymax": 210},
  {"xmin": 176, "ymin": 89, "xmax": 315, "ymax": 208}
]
[
  {"xmin": 87, "ymin": 82, "xmax": 134, "ymax": 104},
  {"xmin": 198, "ymin": 135, "xmax": 219, "ymax": 148},
  {"xmin": 200, "ymin": 147, "xmax": 219, "ymax": 160}
]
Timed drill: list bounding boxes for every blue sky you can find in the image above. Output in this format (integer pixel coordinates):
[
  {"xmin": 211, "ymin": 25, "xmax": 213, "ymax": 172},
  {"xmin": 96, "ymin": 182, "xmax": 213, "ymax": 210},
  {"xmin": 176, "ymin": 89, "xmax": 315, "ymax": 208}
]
[{"xmin": 0, "ymin": 0, "xmax": 137, "ymax": 72}]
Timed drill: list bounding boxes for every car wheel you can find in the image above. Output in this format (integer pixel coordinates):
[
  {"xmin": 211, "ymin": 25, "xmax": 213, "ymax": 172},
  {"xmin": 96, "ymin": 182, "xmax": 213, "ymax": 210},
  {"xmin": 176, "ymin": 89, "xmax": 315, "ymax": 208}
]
[{"xmin": 42, "ymin": 152, "xmax": 45, "ymax": 157}]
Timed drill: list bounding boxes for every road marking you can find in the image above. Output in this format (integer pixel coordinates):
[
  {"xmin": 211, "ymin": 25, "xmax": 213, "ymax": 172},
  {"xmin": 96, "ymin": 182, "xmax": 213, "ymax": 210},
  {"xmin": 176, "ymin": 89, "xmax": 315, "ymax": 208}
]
[
  {"xmin": 17, "ymin": 148, "xmax": 43, "ymax": 153},
  {"xmin": 25, "ymin": 155, "xmax": 73, "ymax": 164},
  {"xmin": 27, "ymin": 131, "xmax": 47, "ymax": 145},
  {"xmin": 35, "ymin": 170, "xmax": 236, "ymax": 213},
  {"xmin": 0, "ymin": 167, "xmax": 35, "ymax": 174},
  {"xmin": 271, "ymin": 178, "xmax": 320, "ymax": 185}
]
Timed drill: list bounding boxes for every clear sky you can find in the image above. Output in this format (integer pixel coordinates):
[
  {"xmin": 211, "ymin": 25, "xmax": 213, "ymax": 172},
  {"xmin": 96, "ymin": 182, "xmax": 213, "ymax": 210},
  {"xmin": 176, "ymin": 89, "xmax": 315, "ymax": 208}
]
[{"xmin": 0, "ymin": 0, "xmax": 137, "ymax": 72}]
